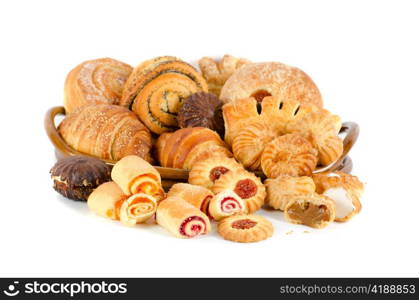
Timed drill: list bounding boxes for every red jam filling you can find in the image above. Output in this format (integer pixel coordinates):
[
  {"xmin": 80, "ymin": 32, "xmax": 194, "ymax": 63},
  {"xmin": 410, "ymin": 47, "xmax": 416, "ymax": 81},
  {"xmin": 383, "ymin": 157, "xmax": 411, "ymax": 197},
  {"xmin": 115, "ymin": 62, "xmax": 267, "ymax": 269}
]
[
  {"xmin": 232, "ymin": 219, "xmax": 257, "ymax": 230},
  {"xmin": 221, "ymin": 197, "xmax": 242, "ymax": 212},
  {"xmin": 179, "ymin": 216, "xmax": 206, "ymax": 237},
  {"xmin": 200, "ymin": 195, "xmax": 213, "ymax": 213},
  {"xmin": 234, "ymin": 179, "xmax": 257, "ymax": 199},
  {"xmin": 250, "ymin": 90, "xmax": 272, "ymax": 102},
  {"xmin": 209, "ymin": 167, "xmax": 229, "ymax": 182}
]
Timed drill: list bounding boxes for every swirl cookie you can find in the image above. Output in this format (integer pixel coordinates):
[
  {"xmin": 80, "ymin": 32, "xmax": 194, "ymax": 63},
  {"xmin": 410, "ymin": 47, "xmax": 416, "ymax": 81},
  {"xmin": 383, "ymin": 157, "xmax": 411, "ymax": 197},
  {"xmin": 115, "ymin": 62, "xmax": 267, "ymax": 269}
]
[{"xmin": 208, "ymin": 190, "xmax": 247, "ymax": 221}]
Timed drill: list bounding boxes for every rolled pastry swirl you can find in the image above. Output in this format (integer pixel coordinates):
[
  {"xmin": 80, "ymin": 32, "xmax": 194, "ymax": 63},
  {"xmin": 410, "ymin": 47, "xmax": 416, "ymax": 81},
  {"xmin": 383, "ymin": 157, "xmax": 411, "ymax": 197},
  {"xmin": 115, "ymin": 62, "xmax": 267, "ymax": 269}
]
[
  {"xmin": 120, "ymin": 56, "xmax": 208, "ymax": 134},
  {"xmin": 167, "ymin": 183, "xmax": 214, "ymax": 215},
  {"xmin": 156, "ymin": 197, "xmax": 211, "ymax": 239},
  {"xmin": 265, "ymin": 175, "xmax": 316, "ymax": 211},
  {"xmin": 64, "ymin": 58, "xmax": 132, "ymax": 113},
  {"xmin": 208, "ymin": 190, "xmax": 247, "ymax": 221},
  {"xmin": 284, "ymin": 193, "xmax": 336, "ymax": 229},
  {"xmin": 312, "ymin": 172, "xmax": 364, "ymax": 222},
  {"xmin": 212, "ymin": 169, "xmax": 266, "ymax": 213},
  {"xmin": 156, "ymin": 127, "xmax": 232, "ymax": 170},
  {"xmin": 111, "ymin": 155, "xmax": 164, "ymax": 200},
  {"xmin": 87, "ymin": 182, "xmax": 127, "ymax": 220},
  {"xmin": 119, "ymin": 193, "xmax": 158, "ymax": 226}
]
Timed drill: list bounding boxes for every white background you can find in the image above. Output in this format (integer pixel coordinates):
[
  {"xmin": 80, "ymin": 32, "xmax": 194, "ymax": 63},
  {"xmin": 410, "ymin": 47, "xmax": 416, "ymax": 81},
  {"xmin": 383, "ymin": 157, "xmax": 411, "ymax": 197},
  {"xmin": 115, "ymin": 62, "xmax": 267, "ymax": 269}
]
[{"xmin": 0, "ymin": 0, "xmax": 418, "ymax": 277}]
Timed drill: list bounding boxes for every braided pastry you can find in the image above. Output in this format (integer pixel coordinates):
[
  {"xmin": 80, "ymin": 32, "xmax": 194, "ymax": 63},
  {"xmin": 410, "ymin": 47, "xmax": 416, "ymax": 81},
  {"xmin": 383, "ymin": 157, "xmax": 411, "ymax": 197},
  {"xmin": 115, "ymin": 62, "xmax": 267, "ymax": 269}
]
[{"xmin": 120, "ymin": 56, "xmax": 208, "ymax": 134}]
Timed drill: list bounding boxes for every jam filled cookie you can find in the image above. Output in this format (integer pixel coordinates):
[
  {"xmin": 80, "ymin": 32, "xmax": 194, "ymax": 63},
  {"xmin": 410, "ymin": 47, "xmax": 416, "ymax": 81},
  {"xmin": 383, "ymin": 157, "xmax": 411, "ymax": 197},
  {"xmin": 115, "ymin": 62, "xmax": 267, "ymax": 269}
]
[
  {"xmin": 208, "ymin": 190, "xmax": 247, "ymax": 221},
  {"xmin": 286, "ymin": 109, "xmax": 343, "ymax": 166},
  {"xmin": 198, "ymin": 54, "xmax": 251, "ymax": 96},
  {"xmin": 120, "ymin": 56, "xmax": 208, "ymax": 134},
  {"xmin": 167, "ymin": 183, "xmax": 214, "ymax": 215},
  {"xmin": 265, "ymin": 175, "xmax": 316, "ymax": 211},
  {"xmin": 312, "ymin": 172, "xmax": 364, "ymax": 222},
  {"xmin": 284, "ymin": 193, "xmax": 336, "ymax": 229},
  {"xmin": 232, "ymin": 119, "xmax": 279, "ymax": 170},
  {"xmin": 220, "ymin": 62, "xmax": 323, "ymax": 108},
  {"xmin": 156, "ymin": 197, "xmax": 211, "ymax": 239},
  {"xmin": 188, "ymin": 156, "xmax": 243, "ymax": 189},
  {"xmin": 177, "ymin": 92, "xmax": 225, "ymax": 136},
  {"xmin": 261, "ymin": 133, "xmax": 318, "ymax": 178},
  {"xmin": 50, "ymin": 156, "xmax": 111, "ymax": 201},
  {"xmin": 64, "ymin": 58, "xmax": 133, "ymax": 113},
  {"xmin": 218, "ymin": 214, "xmax": 273, "ymax": 243},
  {"xmin": 119, "ymin": 193, "xmax": 158, "ymax": 226},
  {"xmin": 111, "ymin": 155, "xmax": 164, "ymax": 200},
  {"xmin": 212, "ymin": 169, "xmax": 266, "ymax": 213}
]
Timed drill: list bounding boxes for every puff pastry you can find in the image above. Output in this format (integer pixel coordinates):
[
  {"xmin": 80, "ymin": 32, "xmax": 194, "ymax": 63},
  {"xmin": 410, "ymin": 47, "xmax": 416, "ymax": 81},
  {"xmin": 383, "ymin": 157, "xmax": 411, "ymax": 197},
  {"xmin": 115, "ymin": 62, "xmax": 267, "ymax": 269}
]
[
  {"xmin": 286, "ymin": 109, "xmax": 343, "ymax": 166},
  {"xmin": 284, "ymin": 193, "xmax": 336, "ymax": 229},
  {"xmin": 156, "ymin": 127, "xmax": 231, "ymax": 170},
  {"xmin": 199, "ymin": 54, "xmax": 251, "ymax": 96},
  {"xmin": 212, "ymin": 169, "xmax": 266, "ymax": 213},
  {"xmin": 156, "ymin": 196, "xmax": 211, "ymax": 239},
  {"xmin": 312, "ymin": 172, "xmax": 364, "ymax": 222},
  {"xmin": 119, "ymin": 193, "xmax": 158, "ymax": 226},
  {"xmin": 111, "ymin": 155, "xmax": 164, "ymax": 200},
  {"xmin": 59, "ymin": 104, "xmax": 153, "ymax": 162},
  {"xmin": 188, "ymin": 156, "xmax": 243, "ymax": 189},
  {"xmin": 167, "ymin": 183, "xmax": 214, "ymax": 215},
  {"xmin": 261, "ymin": 133, "xmax": 318, "ymax": 178},
  {"xmin": 208, "ymin": 190, "xmax": 247, "ymax": 221},
  {"xmin": 218, "ymin": 214, "xmax": 273, "ymax": 243},
  {"xmin": 265, "ymin": 175, "xmax": 316, "ymax": 211},
  {"xmin": 220, "ymin": 62, "xmax": 323, "ymax": 108},
  {"xmin": 232, "ymin": 119, "xmax": 279, "ymax": 170},
  {"xmin": 87, "ymin": 182, "xmax": 127, "ymax": 220},
  {"xmin": 64, "ymin": 58, "xmax": 132, "ymax": 113},
  {"xmin": 120, "ymin": 56, "xmax": 208, "ymax": 134}
]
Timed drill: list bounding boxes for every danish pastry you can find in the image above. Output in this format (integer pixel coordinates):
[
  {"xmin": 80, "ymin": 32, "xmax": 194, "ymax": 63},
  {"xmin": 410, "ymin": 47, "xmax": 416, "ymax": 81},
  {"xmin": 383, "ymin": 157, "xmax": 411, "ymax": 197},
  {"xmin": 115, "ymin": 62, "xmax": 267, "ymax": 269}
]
[
  {"xmin": 212, "ymin": 169, "xmax": 266, "ymax": 213},
  {"xmin": 220, "ymin": 62, "xmax": 323, "ymax": 108},
  {"xmin": 261, "ymin": 133, "xmax": 318, "ymax": 178},
  {"xmin": 119, "ymin": 193, "xmax": 158, "ymax": 226},
  {"xmin": 58, "ymin": 104, "xmax": 152, "ymax": 162},
  {"xmin": 188, "ymin": 156, "xmax": 243, "ymax": 189},
  {"xmin": 208, "ymin": 190, "xmax": 247, "ymax": 221},
  {"xmin": 284, "ymin": 193, "xmax": 336, "ymax": 229},
  {"xmin": 64, "ymin": 58, "xmax": 132, "ymax": 113},
  {"xmin": 218, "ymin": 214, "xmax": 273, "ymax": 243},
  {"xmin": 50, "ymin": 156, "xmax": 111, "ymax": 201},
  {"xmin": 87, "ymin": 182, "xmax": 127, "ymax": 221},
  {"xmin": 232, "ymin": 119, "xmax": 279, "ymax": 170},
  {"xmin": 198, "ymin": 54, "xmax": 251, "ymax": 96},
  {"xmin": 312, "ymin": 172, "xmax": 364, "ymax": 222},
  {"xmin": 286, "ymin": 109, "xmax": 343, "ymax": 166},
  {"xmin": 120, "ymin": 56, "xmax": 208, "ymax": 134},
  {"xmin": 265, "ymin": 175, "xmax": 316, "ymax": 211},
  {"xmin": 167, "ymin": 183, "xmax": 214, "ymax": 214},
  {"xmin": 177, "ymin": 92, "xmax": 224, "ymax": 136},
  {"xmin": 111, "ymin": 155, "xmax": 164, "ymax": 200},
  {"xmin": 156, "ymin": 127, "xmax": 231, "ymax": 170},
  {"xmin": 156, "ymin": 196, "xmax": 211, "ymax": 239}
]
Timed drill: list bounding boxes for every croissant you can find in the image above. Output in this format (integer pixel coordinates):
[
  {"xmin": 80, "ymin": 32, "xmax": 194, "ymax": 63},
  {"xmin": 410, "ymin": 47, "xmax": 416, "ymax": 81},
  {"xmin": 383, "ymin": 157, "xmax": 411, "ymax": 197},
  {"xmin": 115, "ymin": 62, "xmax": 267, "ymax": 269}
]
[
  {"xmin": 312, "ymin": 172, "xmax": 364, "ymax": 222},
  {"xmin": 59, "ymin": 104, "xmax": 153, "ymax": 162},
  {"xmin": 120, "ymin": 56, "xmax": 208, "ymax": 134},
  {"xmin": 64, "ymin": 58, "xmax": 132, "ymax": 113},
  {"xmin": 286, "ymin": 109, "xmax": 343, "ymax": 166},
  {"xmin": 111, "ymin": 155, "xmax": 164, "ymax": 200},
  {"xmin": 167, "ymin": 183, "xmax": 214, "ymax": 215},
  {"xmin": 155, "ymin": 127, "xmax": 231, "ymax": 170}
]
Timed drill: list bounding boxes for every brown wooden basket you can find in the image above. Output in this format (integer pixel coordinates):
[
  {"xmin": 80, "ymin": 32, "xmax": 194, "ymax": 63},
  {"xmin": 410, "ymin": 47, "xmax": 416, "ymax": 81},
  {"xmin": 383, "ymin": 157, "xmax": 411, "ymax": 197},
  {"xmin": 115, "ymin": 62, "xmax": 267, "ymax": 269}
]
[{"xmin": 45, "ymin": 106, "xmax": 359, "ymax": 190}]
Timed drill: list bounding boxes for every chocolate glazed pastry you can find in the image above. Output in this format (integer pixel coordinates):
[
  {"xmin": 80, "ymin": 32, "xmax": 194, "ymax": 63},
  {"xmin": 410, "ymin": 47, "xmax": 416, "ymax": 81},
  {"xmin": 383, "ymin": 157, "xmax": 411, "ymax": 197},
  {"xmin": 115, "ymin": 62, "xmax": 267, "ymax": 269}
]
[
  {"xmin": 50, "ymin": 156, "xmax": 111, "ymax": 201},
  {"xmin": 178, "ymin": 92, "xmax": 225, "ymax": 137},
  {"xmin": 120, "ymin": 56, "xmax": 208, "ymax": 134}
]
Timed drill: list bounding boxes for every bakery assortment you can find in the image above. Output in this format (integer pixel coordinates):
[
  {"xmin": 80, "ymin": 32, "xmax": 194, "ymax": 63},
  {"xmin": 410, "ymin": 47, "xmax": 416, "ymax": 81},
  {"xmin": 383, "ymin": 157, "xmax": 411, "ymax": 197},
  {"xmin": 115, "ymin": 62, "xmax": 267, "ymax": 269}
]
[
  {"xmin": 64, "ymin": 58, "xmax": 133, "ymax": 113},
  {"xmin": 50, "ymin": 156, "xmax": 111, "ymax": 201},
  {"xmin": 49, "ymin": 54, "xmax": 364, "ymax": 242}
]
